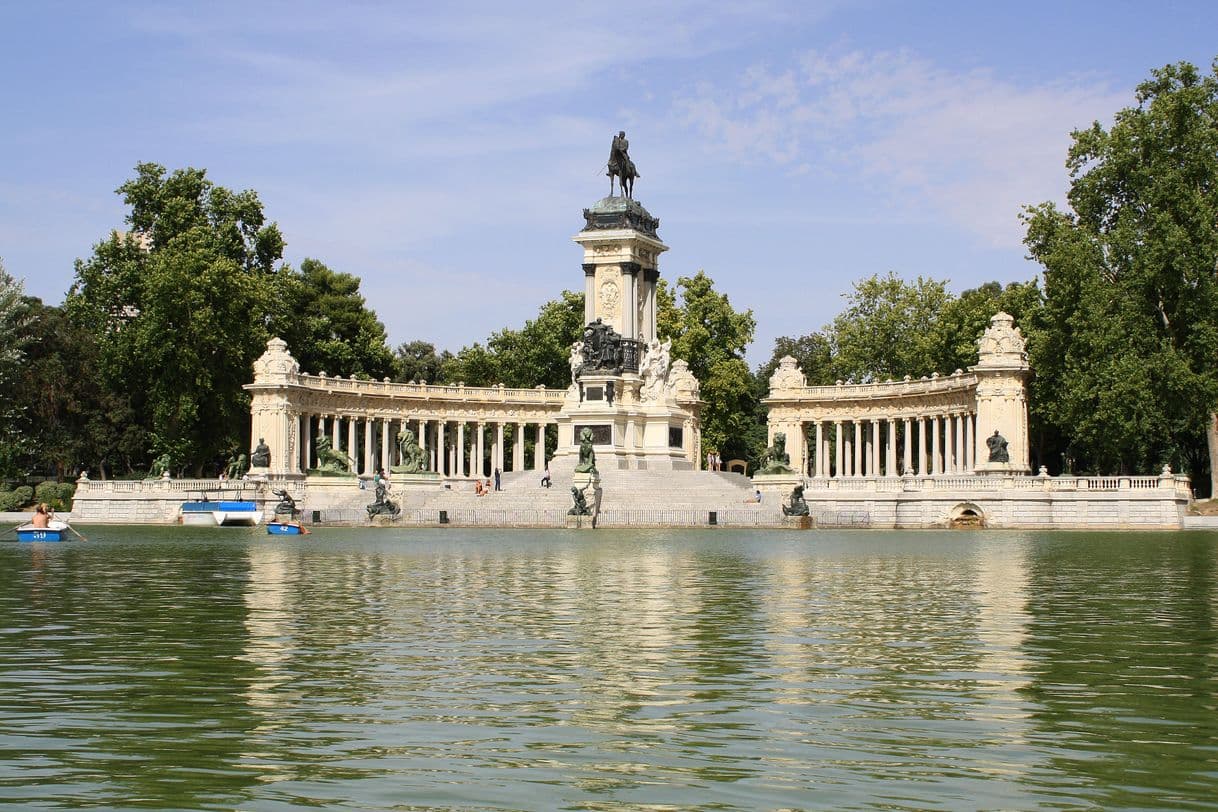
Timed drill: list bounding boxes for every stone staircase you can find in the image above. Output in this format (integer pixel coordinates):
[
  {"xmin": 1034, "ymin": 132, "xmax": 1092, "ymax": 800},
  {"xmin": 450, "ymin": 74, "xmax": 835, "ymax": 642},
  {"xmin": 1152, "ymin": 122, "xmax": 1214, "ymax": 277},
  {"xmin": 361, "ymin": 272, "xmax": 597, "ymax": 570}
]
[{"xmin": 355, "ymin": 466, "xmax": 782, "ymax": 528}]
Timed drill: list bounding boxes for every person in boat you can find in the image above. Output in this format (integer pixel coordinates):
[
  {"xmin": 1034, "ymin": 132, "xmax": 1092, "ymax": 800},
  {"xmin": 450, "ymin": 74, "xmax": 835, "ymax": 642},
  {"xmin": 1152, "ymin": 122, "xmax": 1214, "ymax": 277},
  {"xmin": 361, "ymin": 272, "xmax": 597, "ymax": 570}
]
[{"xmin": 30, "ymin": 504, "xmax": 50, "ymax": 528}]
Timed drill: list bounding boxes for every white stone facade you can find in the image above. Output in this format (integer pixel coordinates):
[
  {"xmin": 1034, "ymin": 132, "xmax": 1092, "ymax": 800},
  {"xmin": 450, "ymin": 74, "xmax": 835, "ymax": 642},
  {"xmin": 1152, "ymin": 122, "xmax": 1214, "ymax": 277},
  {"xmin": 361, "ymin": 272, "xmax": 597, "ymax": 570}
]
[
  {"xmin": 764, "ymin": 312, "xmax": 1031, "ymax": 478},
  {"xmin": 245, "ymin": 338, "xmax": 564, "ymax": 480}
]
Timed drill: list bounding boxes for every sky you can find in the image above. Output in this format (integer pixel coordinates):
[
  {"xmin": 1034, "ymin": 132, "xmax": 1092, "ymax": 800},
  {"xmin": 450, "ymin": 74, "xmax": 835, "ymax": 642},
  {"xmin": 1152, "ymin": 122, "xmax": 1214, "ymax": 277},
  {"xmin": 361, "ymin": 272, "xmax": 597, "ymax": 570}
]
[{"xmin": 2, "ymin": 1, "xmax": 1217, "ymax": 366}]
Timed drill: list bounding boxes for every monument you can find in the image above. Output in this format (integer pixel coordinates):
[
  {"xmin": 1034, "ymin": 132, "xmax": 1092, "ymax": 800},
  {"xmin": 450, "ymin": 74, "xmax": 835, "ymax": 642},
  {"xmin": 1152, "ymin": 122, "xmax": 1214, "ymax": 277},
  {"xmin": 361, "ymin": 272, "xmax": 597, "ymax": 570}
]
[{"xmin": 549, "ymin": 132, "xmax": 703, "ymax": 474}]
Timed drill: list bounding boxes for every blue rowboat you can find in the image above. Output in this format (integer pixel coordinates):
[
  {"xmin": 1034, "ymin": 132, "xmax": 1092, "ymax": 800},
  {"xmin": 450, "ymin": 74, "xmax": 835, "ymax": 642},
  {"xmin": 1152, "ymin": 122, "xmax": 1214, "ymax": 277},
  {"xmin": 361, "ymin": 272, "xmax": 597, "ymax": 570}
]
[
  {"xmin": 180, "ymin": 500, "xmax": 262, "ymax": 526},
  {"xmin": 16, "ymin": 520, "xmax": 69, "ymax": 542},
  {"xmin": 267, "ymin": 521, "xmax": 309, "ymax": 535}
]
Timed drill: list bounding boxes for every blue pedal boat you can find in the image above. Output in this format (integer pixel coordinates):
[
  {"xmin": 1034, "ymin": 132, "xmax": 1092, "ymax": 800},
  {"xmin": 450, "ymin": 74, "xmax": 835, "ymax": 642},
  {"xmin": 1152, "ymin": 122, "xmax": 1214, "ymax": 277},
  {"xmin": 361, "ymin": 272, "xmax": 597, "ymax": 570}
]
[
  {"xmin": 180, "ymin": 500, "xmax": 262, "ymax": 527},
  {"xmin": 266, "ymin": 521, "xmax": 309, "ymax": 535}
]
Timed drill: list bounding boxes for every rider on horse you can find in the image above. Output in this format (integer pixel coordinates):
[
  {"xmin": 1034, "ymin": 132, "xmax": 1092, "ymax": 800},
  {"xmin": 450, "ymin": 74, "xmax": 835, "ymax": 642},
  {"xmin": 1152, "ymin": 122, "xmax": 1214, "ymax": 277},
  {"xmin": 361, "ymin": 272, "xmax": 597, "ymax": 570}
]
[{"xmin": 607, "ymin": 131, "xmax": 639, "ymax": 198}]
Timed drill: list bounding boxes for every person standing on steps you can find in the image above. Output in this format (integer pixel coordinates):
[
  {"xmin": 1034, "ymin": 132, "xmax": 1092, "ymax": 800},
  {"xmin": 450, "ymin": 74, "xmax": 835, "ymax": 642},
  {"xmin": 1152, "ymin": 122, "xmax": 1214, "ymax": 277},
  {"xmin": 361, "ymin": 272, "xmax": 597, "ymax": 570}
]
[{"xmin": 494, "ymin": 468, "xmax": 501, "ymax": 491}]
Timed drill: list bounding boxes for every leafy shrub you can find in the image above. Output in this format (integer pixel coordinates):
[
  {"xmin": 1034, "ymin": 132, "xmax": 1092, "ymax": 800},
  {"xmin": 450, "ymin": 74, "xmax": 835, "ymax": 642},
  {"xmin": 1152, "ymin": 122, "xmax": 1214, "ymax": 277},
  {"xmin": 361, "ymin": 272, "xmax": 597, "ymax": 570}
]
[
  {"xmin": 34, "ymin": 481, "xmax": 75, "ymax": 511},
  {"xmin": 0, "ymin": 486, "xmax": 35, "ymax": 512}
]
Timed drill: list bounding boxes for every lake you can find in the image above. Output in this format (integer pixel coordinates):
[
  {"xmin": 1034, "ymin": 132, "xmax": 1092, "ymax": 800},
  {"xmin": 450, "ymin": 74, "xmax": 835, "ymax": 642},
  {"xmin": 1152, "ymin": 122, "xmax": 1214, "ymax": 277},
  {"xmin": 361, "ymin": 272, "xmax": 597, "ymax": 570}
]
[{"xmin": 2, "ymin": 527, "xmax": 1217, "ymax": 810}]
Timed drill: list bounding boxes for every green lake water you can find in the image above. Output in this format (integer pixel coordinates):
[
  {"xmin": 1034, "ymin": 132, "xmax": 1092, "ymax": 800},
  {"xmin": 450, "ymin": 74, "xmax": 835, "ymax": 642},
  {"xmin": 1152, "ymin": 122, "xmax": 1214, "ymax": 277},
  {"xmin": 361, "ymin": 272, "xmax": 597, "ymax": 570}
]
[{"xmin": 2, "ymin": 527, "xmax": 1217, "ymax": 811}]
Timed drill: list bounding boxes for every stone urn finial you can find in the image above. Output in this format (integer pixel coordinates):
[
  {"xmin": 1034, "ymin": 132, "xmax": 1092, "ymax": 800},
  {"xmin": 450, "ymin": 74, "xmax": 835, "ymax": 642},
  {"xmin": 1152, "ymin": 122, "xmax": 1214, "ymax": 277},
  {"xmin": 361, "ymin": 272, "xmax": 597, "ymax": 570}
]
[
  {"xmin": 253, "ymin": 337, "xmax": 301, "ymax": 383},
  {"xmin": 975, "ymin": 311, "xmax": 1028, "ymax": 368},
  {"xmin": 769, "ymin": 355, "xmax": 807, "ymax": 393}
]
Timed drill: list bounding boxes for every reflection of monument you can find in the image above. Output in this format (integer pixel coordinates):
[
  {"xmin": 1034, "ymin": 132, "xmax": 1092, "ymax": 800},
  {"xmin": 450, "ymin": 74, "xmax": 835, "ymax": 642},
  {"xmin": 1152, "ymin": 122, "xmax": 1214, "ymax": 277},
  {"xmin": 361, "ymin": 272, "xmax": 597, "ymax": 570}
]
[{"xmin": 549, "ymin": 138, "xmax": 702, "ymax": 473}]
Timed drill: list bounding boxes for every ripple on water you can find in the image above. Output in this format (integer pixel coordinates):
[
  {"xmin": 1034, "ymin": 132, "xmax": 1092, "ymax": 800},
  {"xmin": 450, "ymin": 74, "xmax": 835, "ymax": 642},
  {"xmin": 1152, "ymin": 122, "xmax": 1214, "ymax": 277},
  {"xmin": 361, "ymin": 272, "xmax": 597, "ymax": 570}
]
[{"xmin": 0, "ymin": 527, "xmax": 1216, "ymax": 810}]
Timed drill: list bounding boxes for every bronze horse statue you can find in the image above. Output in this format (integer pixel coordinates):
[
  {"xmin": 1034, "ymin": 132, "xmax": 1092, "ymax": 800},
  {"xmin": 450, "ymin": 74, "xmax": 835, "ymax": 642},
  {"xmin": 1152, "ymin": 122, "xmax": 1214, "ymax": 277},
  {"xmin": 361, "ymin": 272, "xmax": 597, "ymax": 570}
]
[{"xmin": 607, "ymin": 131, "xmax": 639, "ymax": 199}]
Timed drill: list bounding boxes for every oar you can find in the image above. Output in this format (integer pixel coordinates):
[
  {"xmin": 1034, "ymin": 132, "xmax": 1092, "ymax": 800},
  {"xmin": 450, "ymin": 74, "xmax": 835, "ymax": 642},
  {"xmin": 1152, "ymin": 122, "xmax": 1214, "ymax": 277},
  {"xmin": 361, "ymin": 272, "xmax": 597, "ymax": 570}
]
[
  {"xmin": 2, "ymin": 522, "xmax": 25, "ymax": 536},
  {"xmin": 64, "ymin": 523, "xmax": 88, "ymax": 542}
]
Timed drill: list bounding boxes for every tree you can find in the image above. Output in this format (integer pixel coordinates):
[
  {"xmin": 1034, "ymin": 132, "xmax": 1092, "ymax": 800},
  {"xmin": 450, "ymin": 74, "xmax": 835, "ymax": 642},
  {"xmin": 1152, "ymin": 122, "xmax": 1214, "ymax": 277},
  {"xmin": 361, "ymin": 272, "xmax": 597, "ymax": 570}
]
[
  {"xmin": 67, "ymin": 163, "xmax": 286, "ymax": 474},
  {"xmin": 828, "ymin": 272, "xmax": 951, "ymax": 382},
  {"xmin": 441, "ymin": 291, "xmax": 585, "ymax": 389},
  {"xmin": 393, "ymin": 340, "xmax": 451, "ymax": 383},
  {"xmin": 1023, "ymin": 59, "xmax": 1218, "ymax": 482},
  {"xmin": 273, "ymin": 258, "xmax": 395, "ymax": 379},
  {"xmin": 757, "ymin": 333, "xmax": 835, "ymax": 388},
  {"xmin": 0, "ymin": 261, "xmax": 30, "ymax": 478},
  {"xmin": 658, "ymin": 271, "xmax": 758, "ymax": 462}
]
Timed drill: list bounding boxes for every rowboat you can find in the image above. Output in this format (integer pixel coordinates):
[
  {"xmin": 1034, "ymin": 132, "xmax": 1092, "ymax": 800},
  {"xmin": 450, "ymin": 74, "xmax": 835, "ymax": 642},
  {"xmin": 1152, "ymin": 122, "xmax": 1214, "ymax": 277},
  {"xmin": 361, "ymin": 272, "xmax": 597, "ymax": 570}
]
[
  {"xmin": 180, "ymin": 500, "xmax": 262, "ymax": 526},
  {"xmin": 16, "ymin": 520, "xmax": 70, "ymax": 542},
  {"xmin": 267, "ymin": 521, "xmax": 309, "ymax": 535}
]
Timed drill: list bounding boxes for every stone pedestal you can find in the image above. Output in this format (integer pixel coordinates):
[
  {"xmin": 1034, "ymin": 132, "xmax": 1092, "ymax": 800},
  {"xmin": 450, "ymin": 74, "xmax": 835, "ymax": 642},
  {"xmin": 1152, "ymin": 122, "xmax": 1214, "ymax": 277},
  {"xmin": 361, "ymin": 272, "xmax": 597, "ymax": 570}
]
[
  {"xmin": 390, "ymin": 471, "xmax": 444, "ymax": 490},
  {"xmin": 752, "ymin": 472, "xmax": 803, "ymax": 501},
  {"xmin": 782, "ymin": 515, "xmax": 812, "ymax": 530}
]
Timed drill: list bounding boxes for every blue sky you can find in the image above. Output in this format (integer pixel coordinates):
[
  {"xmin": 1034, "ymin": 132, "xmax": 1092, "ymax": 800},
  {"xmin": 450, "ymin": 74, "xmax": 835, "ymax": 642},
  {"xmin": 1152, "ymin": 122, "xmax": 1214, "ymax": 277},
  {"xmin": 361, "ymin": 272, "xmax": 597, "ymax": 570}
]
[{"xmin": 3, "ymin": 1, "xmax": 1217, "ymax": 366}]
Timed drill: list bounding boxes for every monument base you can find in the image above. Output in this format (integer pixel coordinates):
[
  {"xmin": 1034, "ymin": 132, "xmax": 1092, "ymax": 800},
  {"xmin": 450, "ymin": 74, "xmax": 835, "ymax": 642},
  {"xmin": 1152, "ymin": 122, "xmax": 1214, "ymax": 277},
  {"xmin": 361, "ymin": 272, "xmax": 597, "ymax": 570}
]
[
  {"xmin": 782, "ymin": 515, "xmax": 812, "ymax": 530},
  {"xmin": 752, "ymin": 472, "xmax": 803, "ymax": 500},
  {"xmin": 391, "ymin": 471, "xmax": 444, "ymax": 489},
  {"xmin": 975, "ymin": 462, "xmax": 1031, "ymax": 476},
  {"xmin": 565, "ymin": 514, "xmax": 595, "ymax": 529}
]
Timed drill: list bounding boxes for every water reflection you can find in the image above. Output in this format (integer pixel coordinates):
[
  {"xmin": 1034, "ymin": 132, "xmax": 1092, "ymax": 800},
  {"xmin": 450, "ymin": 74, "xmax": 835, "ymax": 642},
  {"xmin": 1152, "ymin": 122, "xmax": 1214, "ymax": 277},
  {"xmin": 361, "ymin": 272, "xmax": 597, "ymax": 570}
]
[{"xmin": 0, "ymin": 527, "xmax": 1215, "ymax": 810}]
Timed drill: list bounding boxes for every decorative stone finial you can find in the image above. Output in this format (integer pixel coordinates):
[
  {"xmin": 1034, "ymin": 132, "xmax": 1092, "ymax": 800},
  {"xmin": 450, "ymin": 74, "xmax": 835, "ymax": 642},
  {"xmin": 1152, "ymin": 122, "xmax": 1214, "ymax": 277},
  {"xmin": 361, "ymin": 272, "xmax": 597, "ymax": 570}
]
[
  {"xmin": 668, "ymin": 359, "xmax": 701, "ymax": 401},
  {"xmin": 976, "ymin": 311, "xmax": 1028, "ymax": 367},
  {"xmin": 769, "ymin": 356, "xmax": 807, "ymax": 393},
  {"xmin": 252, "ymin": 337, "xmax": 301, "ymax": 382}
]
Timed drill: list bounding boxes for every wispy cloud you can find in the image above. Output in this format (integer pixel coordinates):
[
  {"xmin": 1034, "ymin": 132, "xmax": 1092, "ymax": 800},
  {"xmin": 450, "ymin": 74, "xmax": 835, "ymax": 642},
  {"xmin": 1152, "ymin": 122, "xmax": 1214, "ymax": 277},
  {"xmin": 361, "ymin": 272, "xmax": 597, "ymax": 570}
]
[{"xmin": 674, "ymin": 48, "xmax": 1128, "ymax": 247}]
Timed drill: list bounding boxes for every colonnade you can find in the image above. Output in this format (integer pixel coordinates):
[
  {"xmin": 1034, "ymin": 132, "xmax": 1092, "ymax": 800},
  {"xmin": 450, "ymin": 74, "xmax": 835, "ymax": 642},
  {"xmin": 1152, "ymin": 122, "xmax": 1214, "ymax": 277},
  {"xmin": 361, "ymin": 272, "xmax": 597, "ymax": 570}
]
[
  {"xmin": 294, "ymin": 414, "xmax": 555, "ymax": 478},
  {"xmin": 803, "ymin": 410, "xmax": 978, "ymax": 478}
]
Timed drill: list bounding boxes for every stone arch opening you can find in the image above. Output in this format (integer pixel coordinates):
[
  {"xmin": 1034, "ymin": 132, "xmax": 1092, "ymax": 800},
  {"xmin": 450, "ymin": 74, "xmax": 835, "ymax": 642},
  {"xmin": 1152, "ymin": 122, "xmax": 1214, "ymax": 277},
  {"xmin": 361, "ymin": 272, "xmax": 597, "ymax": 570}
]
[{"xmin": 948, "ymin": 502, "xmax": 985, "ymax": 529}]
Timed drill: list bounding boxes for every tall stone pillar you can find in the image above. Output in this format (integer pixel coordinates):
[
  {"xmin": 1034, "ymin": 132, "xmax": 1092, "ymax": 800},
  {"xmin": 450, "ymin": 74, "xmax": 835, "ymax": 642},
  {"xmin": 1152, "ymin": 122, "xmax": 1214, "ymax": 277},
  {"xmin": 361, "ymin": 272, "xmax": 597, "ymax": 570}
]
[
  {"xmin": 931, "ymin": 415, "xmax": 941, "ymax": 475},
  {"xmin": 903, "ymin": 418, "xmax": 912, "ymax": 475},
  {"xmin": 814, "ymin": 422, "xmax": 824, "ymax": 477},
  {"xmin": 456, "ymin": 422, "xmax": 466, "ymax": 478},
  {"xmin": 871, "ymin": 421, "xmax": 880, "ymax": 476},
  {"xmin": 380, "ymin": 418, "xmax": 391, "ymax": 472},
  {"xmin": 964, "ymin": 413, "xmax": 973, "ymax": 473},
  {"xmin": 851, "ymin": 420, "xmax": 861, "ymax": 477},
  {"xmin": 886, "ymin": 419, "xmax": 897, "ymax": 476},
  {"xmin": 834, "ymin": 421, "xmax": 843, "ymax": 478},
  {"xmin": 301, "ymin": 414, "xmax": 312, "ymax": 471},
  {"xmin": 475, "ymin": 422, "xmax": 486, "ymax": 479},
  {"xmin": 574, "ymin": 199, "xmax": 666, "ymax": 342},
  {"xmin": 513, "ymin": 423, "xmax": 525, "ymax": 471},
  {"xmin": 972, "ymin": 312, "xmax": 1032, "ymax": 474},
  {"xmin": 418, "ymin": 419, "xmax": 428, "ymax": 469},
  {"xmin": 535, "ymin": 423, "xmax": 546, "ymax": 471},
  {"xmin": 436, "ymin": 421, "xmax": 446, "ymax": 476},
  {"xmin": 495, "ymin": 422, "xmax": 505, "ymax": 474}
]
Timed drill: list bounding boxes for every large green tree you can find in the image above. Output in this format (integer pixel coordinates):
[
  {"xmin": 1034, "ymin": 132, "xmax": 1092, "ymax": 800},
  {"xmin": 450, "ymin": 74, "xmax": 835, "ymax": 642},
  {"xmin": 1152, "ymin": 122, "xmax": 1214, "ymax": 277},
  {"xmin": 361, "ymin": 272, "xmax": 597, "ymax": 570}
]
[
  {"xmin": 828, "ymin": 272, "xmax": 951, "ymax": 382},
  {"xmin": 273, "ymin": 258, "xmax": 395, "ymax": 379},
  {"xmin": 67, "ymin": 163, "xmax": 286, "ymax": 474},
  {"xmin": 442, "ymin": 291, "xmax": 585, "ymax": 389},
  {"xmin": 0, "ymin": 261, "xmax": 30, "ymax": 478},
  {"xmin": 658, "ymin": 271, "xmax": 758, "ymax": 462},
  {"xmin": 393, "ymin": 340, "xmax": 452, "ymax": 384},
  {"xmin": 1023, "ymin": 59, "xmax": 1218, "ymax": 481}
]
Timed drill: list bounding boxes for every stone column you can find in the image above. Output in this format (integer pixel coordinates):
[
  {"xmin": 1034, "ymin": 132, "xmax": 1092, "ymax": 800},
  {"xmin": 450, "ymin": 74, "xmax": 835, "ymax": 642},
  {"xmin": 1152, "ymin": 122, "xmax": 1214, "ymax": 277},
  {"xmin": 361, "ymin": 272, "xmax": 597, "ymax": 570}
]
[
  {"xmin": 418, "ymin": 419, "xmax": 428, "ymax": 470},
  {"xmin": 814, "ymin": 421, "xmax": 824, "ymax": 477},
  {"xmin": 931, "ymin": 415, "xmax": 941, "ymax": 475},
  {"xmin": 850, "ymin": 420, "xmax": 860, "ymax": 476},
  {"xmin": 302, "ymin": 414, "xmax": 312, "ymax": 471},
  {"xmin": 535, "ymin": 423, "xmax": 546, "ymax": 471},
  {"xmin": 891, "ymin": 418, "xmax": 901, "ymax": 477},
  {"xmin": 940, "ymin": 416, "xmax": 950, "ymax": 472},
  {"xmin": 436, "ymin": 421, "xmax": 446, "ymax": 475},
  {"xmin": 583, "ymin": 264, "xmax": 596, "ymax": 325},
  {"xmin": 344, "ymin": 418, "xmax": 355, "ymax": 472},
  {"xmin": 513, "ymin": 423, "xmax": 525, "ymax": 471},
  {"xmin": 360, "ymin": 417, "xmax": 371, "ymax": 475},
  {"xmin": 954, "ymin": 413, "xmax": 964, "ymax": 473},
  {"xmin": 456, "ymin": 422, "xmax": 466, "ymax": 478},
  {"xmin": 475, "ymin": 422, "xmax": 486, "ymax": 479},
  {"xmin": 834, "ymin": 421, "xmax": 843, "ymax": 478},
  {"xmin": 495, "ymin": 422, "xmax": 505, "ymax": 474},
  {"xmin": 378, "ymin": 418, "xmax": 388, "ymax": 472},
  {"xmin": 870, "ymin": 420, "xmax": 880, "ymax": 477},
  {"xmin": 332, "ymin": 415, "xmax": 341, "ymax": 450},
  {"xmin": 964, "ymin": 412, "xmax": 973, "ymax": 472}
]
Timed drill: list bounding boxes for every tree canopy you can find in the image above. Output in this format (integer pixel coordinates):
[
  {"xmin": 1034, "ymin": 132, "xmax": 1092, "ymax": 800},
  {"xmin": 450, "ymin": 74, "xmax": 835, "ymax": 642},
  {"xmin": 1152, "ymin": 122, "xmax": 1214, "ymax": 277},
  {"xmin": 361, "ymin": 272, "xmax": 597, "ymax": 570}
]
[
  {"xmin": 67, "ymin": 163, "xmax": 286, "ymax": 474},
  {"xmin": 441, "ymin": 291, "xmax": 585, "ymax": 389},
  {"xmin": 658, "ymin": 271, "xmax": 758, "ymax": 462},
  {"xmin": 1023, "ymin": 59, "xmax": 1218, "ymax": 480},
  {"xmin": 273, "ymin": 258, "xmax": 396, "ymax": 379}
]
